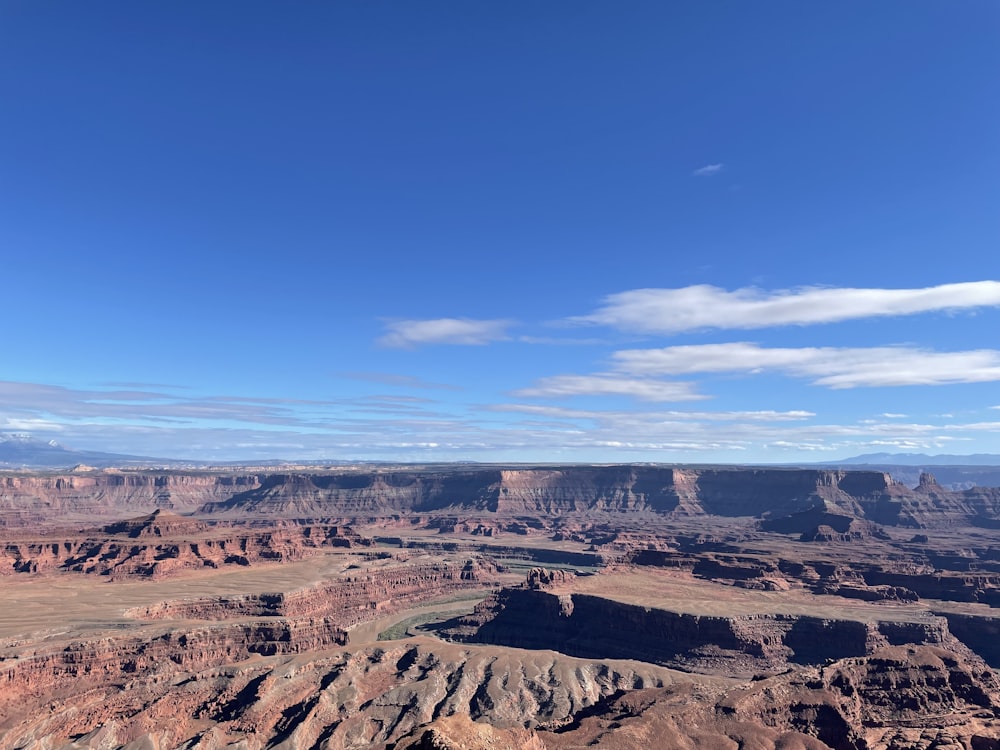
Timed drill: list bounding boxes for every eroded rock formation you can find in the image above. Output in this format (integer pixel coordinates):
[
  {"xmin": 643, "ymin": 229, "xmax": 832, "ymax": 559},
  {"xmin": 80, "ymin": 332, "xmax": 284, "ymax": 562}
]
[
  {"xmin": 2, "ymin": 464, "xmax": 999, "ymax": 748},
  {"xmin": 0, "ymin": 559, "xmax": 504, "ymax": 742},
  {"xmin": 444, "ymin": 582, "xmax": 958, "ymax": 677},
  {"xmin": 4, "ymin": 466, "xmax": 999, "ymax": 528},
  {"xmin": 0, "ymin": 472, "xmax": 261, "ymax": 526},
  {"xmin": 0, "ymin": 519, "xmax": 366, "ymax": 578},
  {"xmin": 531, "ymin": 645, "xmax": 1000, "ymax": 749},
  {"xmin": 0, "ymin": 642, "xmax": 680, "ymax": 750}
]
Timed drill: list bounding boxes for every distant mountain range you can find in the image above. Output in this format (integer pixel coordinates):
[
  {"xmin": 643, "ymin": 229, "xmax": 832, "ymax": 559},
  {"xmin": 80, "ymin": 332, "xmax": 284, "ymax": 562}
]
[
  {"xmin": 0, "ymin": 433, "xmax": 161, "ymax": 469},
  {"xmin": 836, "ymin": 452, "xmax": 1000, "ymax": 466},
  {"xmin": 3, "ymin": 433, "xmax": 1000, "ymax": 487},
  {"xmin": 0, "ymin": 433, "xmax": 350, "ymax": 470}
]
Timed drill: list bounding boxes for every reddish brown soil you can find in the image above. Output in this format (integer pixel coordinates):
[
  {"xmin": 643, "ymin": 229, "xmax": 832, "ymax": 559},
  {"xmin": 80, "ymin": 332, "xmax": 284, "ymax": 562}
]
[{"xmin": 0, "ymin": 465, "xmax": 998, "ymax": 749}]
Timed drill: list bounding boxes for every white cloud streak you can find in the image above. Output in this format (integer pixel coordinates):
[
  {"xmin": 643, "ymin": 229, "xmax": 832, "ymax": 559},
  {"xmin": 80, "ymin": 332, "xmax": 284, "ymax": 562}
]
[
  {"xmin": 612, "ymin": 342, "xmax": 1000, "ymax": 388},
  {"xmin": 517, "ymin": 336, "xmax": 609, "ymax": 346},
  {"xmin": 493, "ymin": 404, "xmax": 814, "ymax": 421},
  {"xmin": 0, "ymin": 381, "xmax": 460, "ymax": 436},
  {"xmin": 576, "ymin": 282, "xmax": 1000, "ymax": 334},
  {"xmin": 693, "ymin": 163, "xmax": 724, "ymax": 176},
  {"xmin": 378, "ymin": 318, "xmax": 512, "ymax": 348},
  {"xmin": 338, "ymin": 372, "xmax": 462, "ymax": 391},
  {"xmin": 511, "ymin": 375, "xmax": 706, "ymax": 402},
  {"xmin": 3, "ymin": 378, "xmax": 995, "ymax": 462}
]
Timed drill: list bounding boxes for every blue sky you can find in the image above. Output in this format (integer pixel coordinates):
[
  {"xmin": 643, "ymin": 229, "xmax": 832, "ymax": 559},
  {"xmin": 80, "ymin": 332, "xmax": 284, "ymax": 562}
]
[{"xmin": 2, "ymin": 2, "xmax": 999, "ymax": 463}]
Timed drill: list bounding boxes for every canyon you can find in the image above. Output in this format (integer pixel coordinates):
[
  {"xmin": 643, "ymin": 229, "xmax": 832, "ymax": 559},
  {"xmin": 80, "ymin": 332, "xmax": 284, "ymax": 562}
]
[{"xmin": 1, "ymin": 465, "xmax": 999, "ymax": 748}]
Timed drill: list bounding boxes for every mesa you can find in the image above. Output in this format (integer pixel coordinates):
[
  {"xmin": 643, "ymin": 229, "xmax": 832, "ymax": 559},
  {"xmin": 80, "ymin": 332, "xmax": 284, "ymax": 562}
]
[{"xmin": 1, "ymin": 465, "xmax": 999, "ymax": 749}]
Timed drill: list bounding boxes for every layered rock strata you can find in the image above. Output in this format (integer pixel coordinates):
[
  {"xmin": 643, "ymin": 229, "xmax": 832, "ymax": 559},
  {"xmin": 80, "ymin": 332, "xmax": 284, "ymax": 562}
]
[
  {"xmin": 4, "ymin": 466, "xmax": 998, "ymax": 528},
  {"xmin": 0, "ymin": 641, "xmax": 684, "ymax": 750},
  {"xmin": 0, "ymin": 559, "xmax": 502, "ymax": 735},
  {"xmin": 0, "ymin": 472, "xmax": 261, "ymax": 526},
  {"xmin": 0, "ymin": 516, "xmax": 366, "ymax": 578},
  {"xmin": 531, "ymin": 644, "xmax": 1000, "ymax": 750},
  {"xmin": 7, "ymin": 639, "xmax": 996, "ymax": 750},
  {"xmin": 446, "ymin": 582, "xmax": 960, "ymax": 677},
  {"xmin": 629, "ymin": 549, "xmax": 1000, "ymax": 608},
  {"xmin": 128, "ymin": 560, "xmax": 499, "ymax": 621}
]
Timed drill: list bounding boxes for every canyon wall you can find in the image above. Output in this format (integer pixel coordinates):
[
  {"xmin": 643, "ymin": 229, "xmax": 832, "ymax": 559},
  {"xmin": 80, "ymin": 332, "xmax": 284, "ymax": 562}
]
[
  {"xmin": 129, "ymin": 559, "xmax": 497, "ymax": 621},
  {"xmin": 0, "ymin": 472, "xmax": 261, "ymax": 526},
  {"xmin": 448, "ymin": 586, "xmax": 956, "ymax": 676},
  {"xmin": 5, "ymin": 466, "xmax": 998, "ymax": 528},
  {"xmin": 0, "ymin": 512, "xmax": 365, "ymax": 577},
  {"xmin": 1, "ymin": 617, "xmax": 351, "ymax": 710},
  {"xmin": 0, "ymin": 559, "xmax": 500, "ymax": 724}
]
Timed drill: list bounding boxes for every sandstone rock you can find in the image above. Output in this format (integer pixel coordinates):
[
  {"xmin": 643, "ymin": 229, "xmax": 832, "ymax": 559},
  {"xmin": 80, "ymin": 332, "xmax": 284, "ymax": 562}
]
[
  {"xmin": 393, "ymin": 713, "xmax": 546, "ymax": 750},
  {"xmin": 3, "ymin": 465, "xmax": 1000, "ymax": 749},
  {"xmin": 0, "ymin": 522, "xmax": 368, "ymax": 578},
  {"xmin": 443, "ymin": 585, "xmax": 959, "ymax": 677},
  {"xmin": 526, "ymin": 567, "xmax": 575, "ymax": 589},
  {"xmin": 4, "ymin": 465, "xmax": 999, "ymax": 529},
  {"xmin": 537, "ymin": 645, "xmax": 1000, "ymax": 749},
  {"xmin": 0, "ymin": 643, "xmax": 680, "ymax": 749}
]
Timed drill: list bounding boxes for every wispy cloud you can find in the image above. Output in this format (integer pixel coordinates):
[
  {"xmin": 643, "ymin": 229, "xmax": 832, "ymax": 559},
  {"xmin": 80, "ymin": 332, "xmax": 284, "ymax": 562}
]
[
  {"xmin": 0, "ymin": 381, "xmax": 334, "ymax": 427},
  {"xmin": 0, "ymin": 380, "xmax": 464, "ymax": 442},
  {"xmin": 3, "ymin": 378, "xmax": 994, "ymax": 462},
  {"xmin": 493, "ymin": 404, "xmax": 814, "ymax": 422},
  {"xmin": 338, "ymin": 371, "xmax": 462, "ymax": 391},
  {"xmin": 858, "ymin": 439, "xmax": 945, "ymax": 451},
  {"xmin": 378, "ymin": 318, "xmax": 512, "ymax": 348},
  {"xmin": 482, "ymin": 405, "xmax": 993, "ymax": 459},
  {"xmin": 512, "ymin": 374, "xmax": 705, "ymax": 402},
  {"xmin": 766, "ymin": 440, "xmax": 838, "ymax": 452},
  {"xmin": 612, "ymin": 342, "xmax": 1000, "ymax": 388},
  {"xmin": 96, "ymin": 381, "xmax": 190, "ymax": 390},
  {"xmin": 693, "ymin": 163, "xmax": 724, "ymax": 177},
  {"xmin": 517, "ymin": 335, "xmax": 608, "ymax": 346},
  {"xmin": 574, "ymin": 282, "xmax": 1000, "ymax": 334}
]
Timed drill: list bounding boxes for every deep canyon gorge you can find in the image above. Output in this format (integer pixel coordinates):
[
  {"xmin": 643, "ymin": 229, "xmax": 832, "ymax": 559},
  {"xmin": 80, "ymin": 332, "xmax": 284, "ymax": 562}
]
[{"xmin": 1, "ymin": 465, "xmax": 999, "ymax": 749}]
